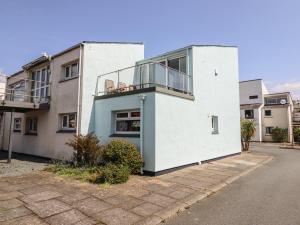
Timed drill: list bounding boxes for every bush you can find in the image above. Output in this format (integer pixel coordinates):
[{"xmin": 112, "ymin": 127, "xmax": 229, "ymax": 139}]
[
  {"xmin": 271, "ymin": 127, "xmax": 288, "ymax": 143},
  {"xmin": 102, "ymin": 140, "xmax": 143, "ymax": 174},
  {"xmin": 97, "ymin": 164, "xmax": 130, "ymax": 184},
  {"xmin": 66, "ymin": 134, "xmax": 103, "ymax": 167},
  {"xmin": 241, "ymin": 119, "xmax": 256, "ymax": 151},
  {"xmin": 294, "ymin": 127, "xmax": 300, "ymax": 142}
]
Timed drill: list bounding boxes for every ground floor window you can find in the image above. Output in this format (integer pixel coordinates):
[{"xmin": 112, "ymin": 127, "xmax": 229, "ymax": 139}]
[
  {"xmin": 13, "ymin": 118, "xmax": 21, "ymax": 132},
  {"xmin": 245, "ymin": 109, "xmax": 254, "ymax": 119},
  {"xmin": 61, "ymin": 113, "xmax": 76, "ymax": 130},
  {"xmin": 115, "ymin": 110, "xmax": 140, "ymax": 133},
  {"xmin": 212, "ymin": 115, "xmax": 219, "ymax": 134},
  {"xmin": 26, "ymin": 117, "xmax": 37, "ymax": 134},
  {"xmin": 265, "ymin": 127, "xmax": 273, "ymax": 135}
]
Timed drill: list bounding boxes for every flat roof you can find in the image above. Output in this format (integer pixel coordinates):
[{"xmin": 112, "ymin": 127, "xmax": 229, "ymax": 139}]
[{"xmin": 239, "ymin": 79, "xmax": 262, "ymax": 83}]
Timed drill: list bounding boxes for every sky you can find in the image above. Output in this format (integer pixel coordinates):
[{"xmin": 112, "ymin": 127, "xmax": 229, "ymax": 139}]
[{"xmin": 0, "ymin": 0, "xmax": 299, "ymax": 99}]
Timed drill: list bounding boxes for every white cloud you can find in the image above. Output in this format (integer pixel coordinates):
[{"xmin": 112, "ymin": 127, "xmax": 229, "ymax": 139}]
[{"xmin": 270, "ymin": 80, "xmax": 300, "ymax": 100}]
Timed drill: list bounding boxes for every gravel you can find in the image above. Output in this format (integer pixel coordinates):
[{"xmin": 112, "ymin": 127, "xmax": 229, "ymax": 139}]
[{"xmin": 0, "ymin": 151, "xmax": 50, "ymax": 177}]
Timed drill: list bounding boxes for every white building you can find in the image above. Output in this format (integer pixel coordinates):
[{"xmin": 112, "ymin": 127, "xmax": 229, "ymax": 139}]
[
  {"xmin": 240, "ymin": 79, "xmax": 294, "ymax": 142},
  {"xmin": 0, "ymin": 43, "xmax": 241, "ymax": 175}
]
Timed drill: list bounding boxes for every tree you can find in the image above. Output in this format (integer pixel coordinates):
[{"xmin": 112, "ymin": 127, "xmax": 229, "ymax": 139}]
[{"xmin": 241, "ymin": 119, "xmax": 256, "ymax": 151}]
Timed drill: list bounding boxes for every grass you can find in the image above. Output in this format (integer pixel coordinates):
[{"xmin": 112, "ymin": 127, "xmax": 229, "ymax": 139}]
[{"xmin": 44, "ymin": 164, "xmax": 101, "ymax": 183}]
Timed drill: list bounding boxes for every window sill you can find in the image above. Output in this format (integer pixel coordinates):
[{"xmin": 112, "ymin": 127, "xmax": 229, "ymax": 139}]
[
  {"xmin": 13, "ymin": 130, "xmax": 21, "ymax": 133},
  {"xmin": 24, "ymin": 133, "xmax": 37, "ymax": 136},
  {"xmin": 56, "ymin": 129, "xmax": 76, "ymax": 133},
  {"xmin": 59, "ymin": 76, "xmax": 78, "ymax": 83},
  {"xmin": 110, "ymin": 133, "xmax": 140, "ymax": 138}
]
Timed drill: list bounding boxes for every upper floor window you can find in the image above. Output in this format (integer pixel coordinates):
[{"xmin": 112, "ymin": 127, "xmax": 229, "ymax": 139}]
[
  {"xmin": 212, "ymin": 115, "xmax": 219, "ymax": 134},
  {"xmin": 26, "ymin": 117, "xmax": 38, "ymax": 134},
  {"xmin": 63, "ymin": 62, "xmax": 79, "ymax": 80},
  {"xmin": 245, "ymin": 110, "xmax": 254, "ymax": 119},
  {"xmin": 61, "ymin": 113, "xmax": 76, "ymax": 130},
  {"xmin": 115, "ymin": 111, "xmax": 140, "ymax": 134},
  {"xmin": 249, "ymin": 95, "xmax": 258, "ymax": 99},
  {"xmin": 265, "ymin": 110, "xmax": 272, "ymax": 117},
  {"xmin": 31, "ymin": 66, "xmax": 51, "ymax": 103},
  {"xmin": 14, "ymin": 118, "xmax": 22, "ymax": 132}
]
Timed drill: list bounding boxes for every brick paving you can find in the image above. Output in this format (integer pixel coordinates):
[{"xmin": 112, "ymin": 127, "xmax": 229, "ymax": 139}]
[{"xmin": 0, "ymin": 152, "xmax": 272, "ymax": 225}]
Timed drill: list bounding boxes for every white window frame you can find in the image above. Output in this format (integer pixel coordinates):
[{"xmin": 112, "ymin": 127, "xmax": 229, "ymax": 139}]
[
  {"xmin": 115, "ymin": 110, "xmax": 140, "ymax": 134},
  {"xmin": 31, "ymin": 66, "xmax": 51, "ymax": 103},
  {"xmin": 61, "ymin": 113, "xmax": 77, "ymax": 130},
  {"xmin": 14, "ymin": 118, "xmax": 22, "ymax": 131},
  {"xmin": 212, "ymin": 115, "xmax": 219, "ymax": 134},
  {"xmin": 26, "ymin": 117, "xmax": 38, "ymax": 134},
  {"xmin": 63, "ymin": 61, "xmax": 79, "ymax": 80}
]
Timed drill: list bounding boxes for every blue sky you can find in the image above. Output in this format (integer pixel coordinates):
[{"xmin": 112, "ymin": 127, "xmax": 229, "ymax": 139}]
[{"xmin": 0, "ymin": 0, "xmax": 299, "ymax": 98}]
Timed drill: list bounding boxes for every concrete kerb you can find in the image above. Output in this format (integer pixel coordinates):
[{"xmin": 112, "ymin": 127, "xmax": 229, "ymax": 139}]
[{"xmin": 136, "ymin": 155, "xmax": 274, "ymax": 225}]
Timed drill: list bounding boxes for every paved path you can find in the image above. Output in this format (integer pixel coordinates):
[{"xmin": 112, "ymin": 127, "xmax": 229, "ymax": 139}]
[
  {"xmin": 164, "ymin": 143, "xmax": 300, "ymax": 225},
  {"xmin": 0, "ymin": 150, "xmax": 271, "ymax": 225}
]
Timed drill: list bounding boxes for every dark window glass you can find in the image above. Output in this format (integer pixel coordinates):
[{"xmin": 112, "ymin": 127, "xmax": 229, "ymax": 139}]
[
  {"xmin": 116, "ymin": 120, "xmax": 140, "ymax": 132},
  {"xmin": 265, "ymin": 110, "xmax": 272, "ymax": 116},
  {"xmin": 245, "ymin": 110, "xmax": 254, "ymax": 119},
  {"xmin": 266, "ymin": 127, "xmax": 273, "ymax": 135},
  {"xmin": 249, "ymin": 95, "xmax": 258, "ymax": 99},
  {"xmin": 131, "ymin": 112, "xmax": 140, "ymax": 117},
  {"xmin": 116, "ymin": 112, "xmax": 128, "ymax": 118},
  {"xmin": 168, "ymin": 58, "xmax": 179, "ymax": 71}
]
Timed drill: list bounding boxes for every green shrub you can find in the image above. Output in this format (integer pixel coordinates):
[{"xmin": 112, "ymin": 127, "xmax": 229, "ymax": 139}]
[
  {"xmin": 271, "ymin": 127, "xmax": 288, "ymax": 143},
  {"xmin": 66, "ymin": 134, "xmax": 103, "ymax": 166},
  {"xmin": 294, "ymin": 127, "xmax": 300, "ymax": 142},
  {"xmin": 97, "ymin": 164, "xmax": 130, "ymax": 184},
  {"xmin": 102, "ymin": 140, "xmax": 143, "ymax": 174}
]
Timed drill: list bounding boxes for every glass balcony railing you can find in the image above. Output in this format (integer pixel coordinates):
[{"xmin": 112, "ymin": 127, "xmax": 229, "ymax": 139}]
[{"xmin": 95, "ymin": 62, "xmax": 193, "ymax": 96}]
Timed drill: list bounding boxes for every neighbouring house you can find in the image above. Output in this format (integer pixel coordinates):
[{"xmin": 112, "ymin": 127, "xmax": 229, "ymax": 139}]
[
  {"xmin": 240, "ymin": 79, "xmax": 294, "ymax": 142},
  {"xmin": 293, "ymin": 100, "xmax": 300, "ymax": 129},
  {"xmin": 0, "ymin": 42, "xmax": 241, "ymax": 175},
  {"xmin": 0, "ymin": 73, "xmax": 7, "ymax": 100}
]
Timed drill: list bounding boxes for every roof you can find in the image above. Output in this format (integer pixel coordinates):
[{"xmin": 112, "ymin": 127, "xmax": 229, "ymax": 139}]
[
  {"xmin": 138, "ymin": 44, "xmax": 237, "ymax": 64},
  {"xmin": 265, "ymin": 92, "xmax": 291, "ymax": 96},
  {"xmin": 8, "ymin": 41, "xmax": 144, "ymax": 77},
  {"xmin": 239, "ymin": 79, "xmax": 262, "ymax": 83}
]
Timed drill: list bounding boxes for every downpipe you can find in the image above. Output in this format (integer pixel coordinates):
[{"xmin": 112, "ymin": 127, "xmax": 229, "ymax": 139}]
[{"xmin": 139, "ymin": 94, "xmax": 146, "ymax": 175}]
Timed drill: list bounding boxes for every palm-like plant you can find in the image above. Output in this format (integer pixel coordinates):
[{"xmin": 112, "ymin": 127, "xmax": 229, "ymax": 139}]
[{"xmin": 241, "ymin": 119, "xmax": 256, "ymax": 151}]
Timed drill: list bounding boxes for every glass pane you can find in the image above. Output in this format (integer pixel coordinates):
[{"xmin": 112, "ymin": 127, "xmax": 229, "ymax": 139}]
[
  {"xmin": 129, "ymin": 120, "xmax": 140, "ymax": 131},
  {"xmin": 40, "ymin": 88, "xmax": 45, "ymax": 97},
  {"xmin": 71, "ymin": 63, "xmax": 78, "ymax": 76},
  {"xmin": 62, "ymin": 116, "xmax": 68, "ymax": 127},
  {"xmin": 65, "ymin": 66, "xmax": 70, "ymax": 78},
  {"xmin": 168, "ymin": 58, "xmax": 179, "ymax": 71},
  {"xmin": 68, "ymin": 114, "xmax": 76, "ymax": 128},
  {"xmin": 41, "ymin": 69, "xmax": 46, "ymax": 83},
  {"xmin": 116, "ymin": 121, "xmax": 128, "ymax": 131},
  {"xmin": 131, "ymin": 112, "xmax": 140, "ymax": 118},
  {"xmin": 179, "ymin": 57, "xmax": 187, "ymax": 73},
  {"xmin": 117, "ymin": 112, "xmax": 128, "ymax": 118}
]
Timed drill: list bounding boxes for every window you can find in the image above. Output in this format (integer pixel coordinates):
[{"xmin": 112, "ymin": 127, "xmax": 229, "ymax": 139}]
[
  {"xmin": 115, "ymin": 111, "xmax": 140, "ymax": 134},
  {"xmin": 63, "ymin": 62, "xmax": 79, "ymax": 79},
  {"xmin": 14, "ymin": 118, "xmax": 21, "ymax": 132},
  {"xmin": 245, "ymin": 110, "xmax": 254, "ymax": 119},
  {"xmin": 61, "ymin": 113, "xmax": 76, "ymax": 130},
  {"xmin": 212, "ymin": 116, "xmax": 219, "ymax": 134},
  {"xmin": 266, "ymin": 127, "xmax": 273, "ymax": 135},
  {"xmin": 265, "ymin": 110, "xmax": 272, "ymax": 117},
  {"xmin": 249, "ymin": 95, "xmax": 258, "ymax": 99},
  {"xmin": 31, "ymin": 66, "xmax": 51, "ymax": 103},
  {"xmin": 26, "ymin": 118, "xmax": 37, "ymax": 134}
]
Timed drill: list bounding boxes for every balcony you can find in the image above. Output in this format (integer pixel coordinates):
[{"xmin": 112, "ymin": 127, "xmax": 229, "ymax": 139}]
[
  {"xmin": 95, "ymin": 62, "xmax": 193, "ymax": 98},
  {"xmin": 0, "ymin": 79, "xmax": 50, "ymax": 112},
  {"xmin": 264, "ymin": 97, "xmax": 288, "ymax": 106}
]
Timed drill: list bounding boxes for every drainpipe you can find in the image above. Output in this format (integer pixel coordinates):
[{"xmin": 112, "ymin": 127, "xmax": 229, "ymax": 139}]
[
  {"xmin": 76, "ymin": 44, "xmax": 83, "ymax": 135},
  {"xmin": 7, "ymin": 109, "xmax": 14, "ymax": 163},
  {"xmin": 139, "ymin": 94, "xmax": 146, "ymax": 174}
]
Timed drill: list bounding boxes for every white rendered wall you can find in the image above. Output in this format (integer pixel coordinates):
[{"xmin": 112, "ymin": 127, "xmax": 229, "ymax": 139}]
[
  {"xmin": 80, "ymin": 43, "xmax": 144, "ymax": 135},
  {"xmin": 239, "ymin": 79, "xmax": 265, "ymax": 105},
  {"xmin": 154, "ymin": 46, "xmax": 241, "ymax": 172},
  {"xmin": 94, "ymin": 93, "xmax": 156, "ymax": 172}
]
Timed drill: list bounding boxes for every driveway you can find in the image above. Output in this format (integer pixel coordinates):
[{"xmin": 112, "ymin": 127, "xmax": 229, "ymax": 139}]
[{"xmin": 164, "ymin": 143, "xmax": 300, "ymax": 225}]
